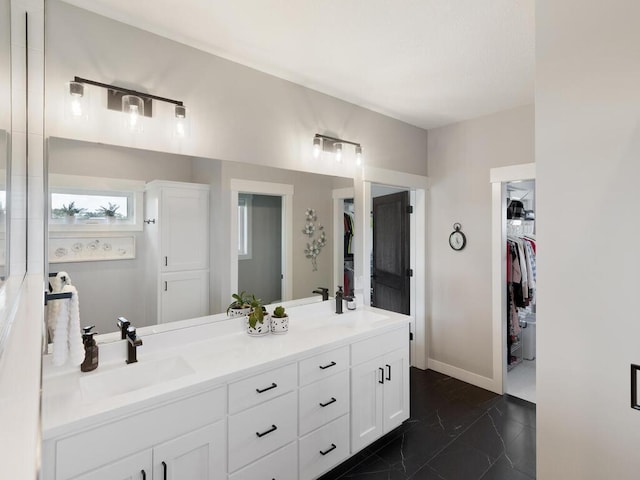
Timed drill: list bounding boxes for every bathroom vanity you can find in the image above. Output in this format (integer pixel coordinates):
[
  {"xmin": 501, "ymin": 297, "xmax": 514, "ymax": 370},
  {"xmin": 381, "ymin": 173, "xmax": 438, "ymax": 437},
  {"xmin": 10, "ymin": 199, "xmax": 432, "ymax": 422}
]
[{"xmin": 41, "ymin": 302, "xmax": 410, "ymax": 480}]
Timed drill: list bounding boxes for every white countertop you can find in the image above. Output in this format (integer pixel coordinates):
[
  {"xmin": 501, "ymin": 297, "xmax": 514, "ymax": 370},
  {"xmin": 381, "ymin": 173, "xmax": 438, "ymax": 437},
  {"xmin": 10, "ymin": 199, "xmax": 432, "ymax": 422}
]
[{"xmin": 42, "ymin": 302, "xmax": 410, "ymax": 440}]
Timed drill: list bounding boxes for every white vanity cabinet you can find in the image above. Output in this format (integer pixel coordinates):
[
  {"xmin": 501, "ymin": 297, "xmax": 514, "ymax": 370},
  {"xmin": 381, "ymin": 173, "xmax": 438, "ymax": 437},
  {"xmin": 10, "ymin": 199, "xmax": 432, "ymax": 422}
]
[
  {"xmin": 144, "ymin": 181, "xmax": 210, "ymax": 325},
  {"xmin": 350, "ymin": 327, "xmax": 410, "ymax": 453}
]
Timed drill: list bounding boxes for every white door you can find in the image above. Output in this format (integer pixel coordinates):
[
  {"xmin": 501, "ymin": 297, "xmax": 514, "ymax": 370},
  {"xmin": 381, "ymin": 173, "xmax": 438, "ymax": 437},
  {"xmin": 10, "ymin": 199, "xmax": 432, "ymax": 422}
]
[
  {"xmin": 382, "ymin": 348, "xmax": 410, "ymax": 432},
  {"xmin": 161, "ymin": 270, "xmax": 209, "ymax": 324},
  {"xmin": 161, "ymin": 187, "xmax": 209, "ymax": 272},
  {"xmin": 153, "ymin": 423, "xmax": 226, "ymax": 480},
  {"xmin": 350, "ymin": 357, "xmax": 384, "ymax": 452},
  {"xmin": 71, "ymin": 450, "xmax": 152, "ymax": 480}
]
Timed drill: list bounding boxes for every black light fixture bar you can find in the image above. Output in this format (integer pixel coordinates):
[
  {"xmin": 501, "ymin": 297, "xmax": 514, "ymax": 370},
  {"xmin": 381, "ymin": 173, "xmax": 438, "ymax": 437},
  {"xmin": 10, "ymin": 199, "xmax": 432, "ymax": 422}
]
[
  {"xmin": 73, "ymin": 76, "xmax": 183, "ymax": 106},
  {"xmin": 314, "ymin": 133, "xmax": 361, "ymax": 147}
]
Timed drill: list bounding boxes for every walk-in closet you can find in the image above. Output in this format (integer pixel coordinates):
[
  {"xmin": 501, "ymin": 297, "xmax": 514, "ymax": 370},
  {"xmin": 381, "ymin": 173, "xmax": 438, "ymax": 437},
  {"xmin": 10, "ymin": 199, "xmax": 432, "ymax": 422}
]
[{"xmin": 506, "ymin": 180, "xmax": 536, "ymax": 403}]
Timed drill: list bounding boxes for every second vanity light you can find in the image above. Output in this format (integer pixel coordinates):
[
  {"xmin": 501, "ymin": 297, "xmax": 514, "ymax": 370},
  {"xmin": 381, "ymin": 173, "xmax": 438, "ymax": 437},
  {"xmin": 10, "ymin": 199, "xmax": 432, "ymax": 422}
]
[
  {"xmin": 313, "ymin": 133, "xmax": 363, "ymax": 166},
  {"xmin": 66, "ymin": 76, "xmax": 188, "ymax": 137}
]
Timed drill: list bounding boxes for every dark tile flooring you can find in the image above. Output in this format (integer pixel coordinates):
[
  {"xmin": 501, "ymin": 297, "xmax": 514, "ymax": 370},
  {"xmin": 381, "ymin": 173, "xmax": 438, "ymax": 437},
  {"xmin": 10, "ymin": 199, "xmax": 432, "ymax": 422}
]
[{"xmin": 320, "ymin": 368, "xmax": 536, "ymax": 480}]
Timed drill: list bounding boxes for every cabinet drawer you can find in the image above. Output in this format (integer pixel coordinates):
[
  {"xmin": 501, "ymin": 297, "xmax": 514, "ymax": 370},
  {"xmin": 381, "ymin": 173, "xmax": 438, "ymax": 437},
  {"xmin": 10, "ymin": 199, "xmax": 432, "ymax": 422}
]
[
  {"xmin": 56, "ymin": 386, "xmax": 226, "ymax": 480},
  {"xmin": 299, "ymin": 370, "xmax": 349, "ymax": 436},
  {"xmin": 299, "ymin": 345, "xmax": 349, "ymax": 386},
  {"xmin": 351, "ymin": 324, "xmax": 409, "ymax": 366},
  {"xmin": 229, "ymin": 442, "xmax": 297, "ymax": 480},
  {"xmin": 299, "ymin": 415, "xmax": 350, "ymax": 480},
  {"xmin": 228, "ymin": 391, "xmax": 298, "ymax": 472},
  {"xmin": 229, "ymin": 363, "xmax": 297, "ymax": 414}
]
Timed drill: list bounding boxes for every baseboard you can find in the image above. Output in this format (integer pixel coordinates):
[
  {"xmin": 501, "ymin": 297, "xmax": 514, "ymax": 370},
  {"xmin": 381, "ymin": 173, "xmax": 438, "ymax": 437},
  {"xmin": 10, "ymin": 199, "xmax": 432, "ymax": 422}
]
[{"xmin": 427, "ymin": 358, "xmax": 500, "ymax": 394}]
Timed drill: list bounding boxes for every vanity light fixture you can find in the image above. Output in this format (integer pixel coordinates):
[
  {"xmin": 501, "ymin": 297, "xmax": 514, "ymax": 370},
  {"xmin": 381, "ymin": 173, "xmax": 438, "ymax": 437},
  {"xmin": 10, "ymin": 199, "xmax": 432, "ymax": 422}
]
[
  {"xmin": 68, "ymin": 76, "xmax": 187, "ymax": 136},
  {"xmin": 65, "ymin": 81, "xmax": 88, "ymax": 120},
  {"xmin": 312, "ymin": 134, "xmax": 363, "ymax": 166}
]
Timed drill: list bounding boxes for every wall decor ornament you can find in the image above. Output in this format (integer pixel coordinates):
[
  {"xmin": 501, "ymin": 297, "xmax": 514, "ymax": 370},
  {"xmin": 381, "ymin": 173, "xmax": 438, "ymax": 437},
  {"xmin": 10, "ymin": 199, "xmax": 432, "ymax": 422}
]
[{"xmin": 303, "ymin": 208, "xmax": 326, "ymax": 271}]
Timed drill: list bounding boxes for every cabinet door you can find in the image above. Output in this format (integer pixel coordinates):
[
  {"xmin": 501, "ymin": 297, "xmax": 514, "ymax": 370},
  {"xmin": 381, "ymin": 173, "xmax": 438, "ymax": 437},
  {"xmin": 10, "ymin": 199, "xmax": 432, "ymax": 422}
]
[
  {"xmin": 71, "ymin": 450, "xmax": 152, "ymax": 480},
  {"xmin": 161, "ymin": 270, "xmax": 209, "ymax": 324},
  {"xmin": 161, "ymin": 187, "xmax": 209, "ymax": 272},
  {"xmin": 153, "ymin": 422, "xmax": 226, "ymax": 480},
  {"xmin": 350, "ymin": 357, "xmax": 384, "ymax": 453},
  {"xmin": 382, "ymin": 347, "xmax": 410, "ymax": 433}
]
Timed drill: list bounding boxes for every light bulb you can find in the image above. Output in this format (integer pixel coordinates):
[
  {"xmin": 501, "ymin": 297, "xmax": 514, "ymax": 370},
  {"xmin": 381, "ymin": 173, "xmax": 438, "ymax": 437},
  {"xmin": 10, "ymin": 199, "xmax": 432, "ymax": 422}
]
[
  {"xmin": 355, "ymin": 145, "xmax": 363, "ymax": 167},
  {"xmin": 313, "ymin": 137, "xmax": 322, "ymax": 159},
  {"xmin": 128, "ymin": 104, "xmax": 140, "ymax": 130},
  {"xmin": 122, "ymin": 95, "xmax": 144, "ymax": 133},
  {"xmin": 335, "ymin": 143, "xmax": 343, "ymax": 163},
  {"xmin": 70, "ymin": 97, "xmax": 83, "ymax": 117},
  {"xmin": 174, "ymin": 105, "xmax": 188, "ymax": 138},
  {"xmin": 65, "ymin": 81, "xmax": 88, "ymax": 121}
]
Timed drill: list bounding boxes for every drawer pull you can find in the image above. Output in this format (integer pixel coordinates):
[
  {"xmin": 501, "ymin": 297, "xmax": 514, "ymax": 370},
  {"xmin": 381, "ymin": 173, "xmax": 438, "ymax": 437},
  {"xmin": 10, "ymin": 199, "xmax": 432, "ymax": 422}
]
[
  {"xmin": 162, "ymin": 461, "xmax": 167, "ymax": 480},
  {"xmin": 319, "ymin": 361, "xmax": 337, "ymax": 370},
  {"xmin": 256, "ymin": 424, "xmax": 278, "ymax": 438},
  {"xmin": 386, "ymin": 364, "xmax": 392, "ymax": 381},
  {"xmin": 320, "ymin": 443, "xmax": 337, "ymax": 456},
  {"xmin": 319, "ymin": 397, "xmax": 337, "ymax": 407},
  {"xmin": 141, "ymin": 470, "xmax": 146, "ymax": 480},
  {"xmin": 256, "ymin": 382, "xmax": 278, "ymax": 393},
  {"xmin": 379, "ymin": 367, "xmax": 384, "ymax": 384}
]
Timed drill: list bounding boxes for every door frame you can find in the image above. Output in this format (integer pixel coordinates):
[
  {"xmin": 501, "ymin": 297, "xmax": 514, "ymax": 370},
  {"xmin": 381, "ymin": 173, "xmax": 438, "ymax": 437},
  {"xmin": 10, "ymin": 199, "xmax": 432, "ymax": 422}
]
[
  {"xmin": 359, "ymin": 167, "xmax": 428, "ymax": 370},
  {"xmin": 229, "ymin": 179, "xmax": 294, "ymax": 302},
  {"xmin": 490, "ymin": 163, "xmax": 536, "ymax": 394},
  {"xmin": 332, "ymin": 186, "xmax": 355, "ymax": 295}
]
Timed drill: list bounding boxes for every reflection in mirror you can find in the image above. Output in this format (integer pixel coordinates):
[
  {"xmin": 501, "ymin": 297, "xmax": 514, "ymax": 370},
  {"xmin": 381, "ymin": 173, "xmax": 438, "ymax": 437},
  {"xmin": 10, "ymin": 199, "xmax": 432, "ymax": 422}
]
[{"xmin": 46, "ymin": 137, "xmax": 353, "ymax": 340}]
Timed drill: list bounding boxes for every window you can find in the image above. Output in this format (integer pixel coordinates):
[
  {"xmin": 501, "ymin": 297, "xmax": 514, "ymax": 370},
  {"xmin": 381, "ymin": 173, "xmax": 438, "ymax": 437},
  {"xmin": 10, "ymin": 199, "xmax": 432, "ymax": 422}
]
[
  {"xmin": 238, "ymin": 194, "xmax": 252, "ymax": 260},
  {"xmin": 49, "ymin": 174, "xmax": 144, "ymax": 232}
]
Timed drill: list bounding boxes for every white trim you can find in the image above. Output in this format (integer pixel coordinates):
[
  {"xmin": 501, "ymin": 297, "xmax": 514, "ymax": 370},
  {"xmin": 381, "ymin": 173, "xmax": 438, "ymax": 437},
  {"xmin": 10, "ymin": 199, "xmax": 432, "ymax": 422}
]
[
  {"xmin": 428, "ymin": 358, "xmax": 499, "ymax": 393},
  {"xmin": 332, "ymin": 187, "xmax": 355, "ymax": 295},
  {"xmin": 490, "ymin": 162, "xmax": 535, "ymax": 395},
  {"xmin": 364, "ymin": 166, "xmax": 430, "ymax": 190},
  {"xmin": 229, "ymin": 179, "xmax": 294, "ymax": 302},
  {"xmin": 49, "ymin": 173, "xmax": 146, "ymax": 192}
]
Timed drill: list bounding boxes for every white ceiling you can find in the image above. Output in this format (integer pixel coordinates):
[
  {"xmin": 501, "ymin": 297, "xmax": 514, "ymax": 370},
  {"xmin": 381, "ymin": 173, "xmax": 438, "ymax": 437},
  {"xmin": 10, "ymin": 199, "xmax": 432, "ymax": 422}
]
[{"xmin": 61, "ymin": 0, "xmax": 535, "ymax": 130}]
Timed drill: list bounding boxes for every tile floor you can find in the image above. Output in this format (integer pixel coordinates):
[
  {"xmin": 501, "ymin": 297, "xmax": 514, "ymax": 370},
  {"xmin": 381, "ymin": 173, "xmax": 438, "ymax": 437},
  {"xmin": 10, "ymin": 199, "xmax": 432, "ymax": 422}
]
[{"xmin": 320, "ymin": 368, "xmax": 536, "ymax": 480}]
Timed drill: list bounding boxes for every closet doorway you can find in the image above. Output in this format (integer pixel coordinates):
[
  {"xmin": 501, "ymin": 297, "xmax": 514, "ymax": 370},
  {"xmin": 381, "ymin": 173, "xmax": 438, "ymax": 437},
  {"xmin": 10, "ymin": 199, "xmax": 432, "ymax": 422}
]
[
  {"xmin": 332, "ymin": 187, "xmax": 355, "ymax": 297},
  {"xmin": 490, "ymin": 163, "xmax": 536, "ymax": 403}
]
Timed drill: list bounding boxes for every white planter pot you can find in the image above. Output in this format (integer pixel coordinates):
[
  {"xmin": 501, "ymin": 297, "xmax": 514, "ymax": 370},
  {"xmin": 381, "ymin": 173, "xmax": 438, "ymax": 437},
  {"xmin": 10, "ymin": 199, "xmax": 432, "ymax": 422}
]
[
  {"xmin": 270, "ymin": 315, "xmax": 289, "ymax": 334},
  {"xmin": 247, "ymin": 314, "xmax": 271, "ymax": 336},
  {"xmin": 228, "ymin": 306, "xmax": 251, "ymax": 318}
]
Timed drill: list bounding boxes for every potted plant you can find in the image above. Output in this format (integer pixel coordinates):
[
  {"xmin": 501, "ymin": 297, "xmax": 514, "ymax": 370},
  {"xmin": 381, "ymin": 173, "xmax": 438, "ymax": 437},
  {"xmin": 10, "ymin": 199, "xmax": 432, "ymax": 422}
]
[
  {"xmin": 226, "ymin": 291, "xmax": 252, "ymax": 317},
  {"xmin": 270, "ymin": 305, "xmax": 289, "ymax": 334},
  {"xmin": 59, "ymin": 201, "xmax": 85, "ymax": 223},
  {"xmin": 246, "ymin": 295, "xmax": 270, "ymax": 336},
  {"xmin": 98, "ymin": 202, "xmax": 120, "ymax": 223}
]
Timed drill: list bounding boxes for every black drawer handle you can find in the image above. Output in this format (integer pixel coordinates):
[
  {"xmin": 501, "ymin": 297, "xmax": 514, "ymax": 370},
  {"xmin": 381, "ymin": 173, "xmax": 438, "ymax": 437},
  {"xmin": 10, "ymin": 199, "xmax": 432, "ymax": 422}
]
[
  {"xmin": 319, "ymin": 397, "xmax": 337, "ymax": 407},
  {"xmin": 141, "ymin": 470, "xmax": 146, "ymax": 480},
  {"xmin": 319, "ymin": 361, "xmax": 336, "ymax": 370},
  {"xmin": 379, "ymin": 367, "xmax": 384, "ymax": 384},
  {"xmin": 256, "ymin": 424, "xmax": 278, "ymax": 438},
  {"xmin": 320, "ymin": 443, "xmax": 337, "ymax": 456},
  {"xmin": 386, "ymin": 364, "xmax": 391, "ymax": 381},
  {"xmin": 256, "ymin": 382, "xmax": 277, "ymax": 393},
  {"xmin": 162, "ymin": 461, "xmax": 167, "ymax": 480}
]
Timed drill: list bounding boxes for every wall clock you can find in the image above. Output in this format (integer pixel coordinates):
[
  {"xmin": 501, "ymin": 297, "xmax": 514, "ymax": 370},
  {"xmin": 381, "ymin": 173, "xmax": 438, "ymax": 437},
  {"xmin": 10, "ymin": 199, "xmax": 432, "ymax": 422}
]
[{"xmin": 449, "ymin": 223, "xmax": 466, "ymax": 251}]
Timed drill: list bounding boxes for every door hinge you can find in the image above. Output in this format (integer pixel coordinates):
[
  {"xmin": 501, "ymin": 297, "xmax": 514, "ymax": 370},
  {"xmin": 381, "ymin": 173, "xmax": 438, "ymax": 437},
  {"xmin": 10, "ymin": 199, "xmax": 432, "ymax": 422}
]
[
  {"xmin": 407, "ymin": 269, "xmax": 413, "ymax": 277},
  {"xmin": 409, "ymin": 332, "xmax": 414, "ymax": 341},
  {"xmin": 407, "ymin": 205, "xmax": 413, "ymax": 214}
]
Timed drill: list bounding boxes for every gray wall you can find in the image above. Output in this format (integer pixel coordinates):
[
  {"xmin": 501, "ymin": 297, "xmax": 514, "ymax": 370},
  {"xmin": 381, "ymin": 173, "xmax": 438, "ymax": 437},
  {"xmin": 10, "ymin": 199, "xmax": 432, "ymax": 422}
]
[
  {"xmin": 537, "ymin": 1, "xmax": 640, "ymax": 477},
  {"xmin": 427, "ymin": 105, "xmax": 534, "ymax": 378},
  {"xmin": 238, "ymin": 194, "xmax": 282, "ymax": 304}
]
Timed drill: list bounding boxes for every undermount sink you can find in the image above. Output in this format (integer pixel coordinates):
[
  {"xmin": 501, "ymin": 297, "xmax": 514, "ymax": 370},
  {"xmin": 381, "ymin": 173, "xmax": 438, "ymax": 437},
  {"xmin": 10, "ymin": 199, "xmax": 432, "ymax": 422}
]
[{"xmin": 79, "ymin": 356, "xmax": 195, "ymax": 403}]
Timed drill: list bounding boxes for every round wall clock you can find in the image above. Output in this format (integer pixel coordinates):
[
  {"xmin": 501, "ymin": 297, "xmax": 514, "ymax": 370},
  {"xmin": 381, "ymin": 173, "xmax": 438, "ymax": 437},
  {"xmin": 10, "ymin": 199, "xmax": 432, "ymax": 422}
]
[{"xmin": 449, "ymin": 223, "xmax": 466, "ymax": 251}]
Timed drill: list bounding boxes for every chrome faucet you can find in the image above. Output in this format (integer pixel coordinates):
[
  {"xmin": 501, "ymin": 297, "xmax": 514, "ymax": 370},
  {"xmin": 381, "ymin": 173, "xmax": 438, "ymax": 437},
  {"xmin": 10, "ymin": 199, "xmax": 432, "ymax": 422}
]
[
  {"xmin": 116, "ymin": 316, "xmax": 130, "ymax": 340},
  {"xmin": 125, "ymin": 326, "xmax": 142, "ymax": 364},
  {"xmin": 312, "ymin": 287, "xmax": 329, "ymax": 301}
]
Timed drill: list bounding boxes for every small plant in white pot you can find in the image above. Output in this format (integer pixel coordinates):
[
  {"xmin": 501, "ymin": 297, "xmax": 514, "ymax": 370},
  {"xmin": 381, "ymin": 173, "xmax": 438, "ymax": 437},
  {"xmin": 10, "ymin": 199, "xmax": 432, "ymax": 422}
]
[
  {"xmin": 270, "ymin": 306, "xmax": 289, "ymax": 334},
  {"xmin": 59, "ymin": 201, "xmax": 85, "ymax": 223},
  {"xmin": 98, "ymin": 202, "xmax": 120, "ymax": 223},
  {"xmin": 226, "ymin": 291, "xmax": 252, "ymax": 317},
  {"xmin": 246, "ymin": 295, "xmax": 270, "ymax": 336}
]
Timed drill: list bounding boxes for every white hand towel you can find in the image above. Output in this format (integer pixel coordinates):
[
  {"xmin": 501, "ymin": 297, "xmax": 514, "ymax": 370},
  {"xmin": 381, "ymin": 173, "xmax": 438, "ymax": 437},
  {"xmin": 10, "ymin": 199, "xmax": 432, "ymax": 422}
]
[{"xmin": 51, "ymin": 284, "xmax": 84, "ymax": 367}]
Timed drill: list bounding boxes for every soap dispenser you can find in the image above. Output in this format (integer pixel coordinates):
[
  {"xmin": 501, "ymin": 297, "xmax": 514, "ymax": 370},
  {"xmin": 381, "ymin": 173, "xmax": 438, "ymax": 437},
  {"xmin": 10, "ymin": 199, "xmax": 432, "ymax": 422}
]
[
  {"xmin": 335, "ymin": 286, "xmax": 344, "ymax": 314},
  {"xmin": 81, "ymin": 325, "xmax": 99, "ymax": 372}
]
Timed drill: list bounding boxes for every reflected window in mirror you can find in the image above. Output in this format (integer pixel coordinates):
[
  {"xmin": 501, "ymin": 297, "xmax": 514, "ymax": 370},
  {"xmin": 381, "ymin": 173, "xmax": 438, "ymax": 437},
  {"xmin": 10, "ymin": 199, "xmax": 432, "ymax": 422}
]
[
  {"xmin": 49, "ymin": 174, "xmax": 144, "ymax": 232},
  {"xmin": 238, "ymin": 194, "xmax": 252, "ymax": 260}
]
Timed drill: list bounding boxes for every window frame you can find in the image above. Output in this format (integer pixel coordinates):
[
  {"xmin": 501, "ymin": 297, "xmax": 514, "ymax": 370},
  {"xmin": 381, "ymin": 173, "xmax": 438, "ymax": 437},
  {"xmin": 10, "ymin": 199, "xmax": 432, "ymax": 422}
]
[{"xmin": 238, "ymin": 193, "xmax": 252, "ymax": 260}]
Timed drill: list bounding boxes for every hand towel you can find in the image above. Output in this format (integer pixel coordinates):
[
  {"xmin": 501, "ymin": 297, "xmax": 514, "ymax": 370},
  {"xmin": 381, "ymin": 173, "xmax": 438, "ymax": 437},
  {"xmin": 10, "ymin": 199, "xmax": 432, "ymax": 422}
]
[{"xmin": 51, "ymin": 284, "xmax": 84, "ymax": 367}]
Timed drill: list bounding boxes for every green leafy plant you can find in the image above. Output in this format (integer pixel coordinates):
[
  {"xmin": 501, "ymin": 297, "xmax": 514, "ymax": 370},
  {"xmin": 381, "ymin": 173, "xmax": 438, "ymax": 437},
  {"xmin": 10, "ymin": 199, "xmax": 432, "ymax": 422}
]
[
  {"xmin": 59, "ymin": 201, "xmax": 85, "ymax": 217},
  {"xmin": 226, "ymin": 291, "xmax": 252, "ymax": 314},
  {"xmin": 248, "ymin": 295, "xmax": 265, "ymax": 329},
  {"xmin": 272, "ymin": 306, "xmax": 286, "ymax": 318},
  {"xmin": 98, "ymin": 202, "xmax": 120, "ymax": 217}
]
